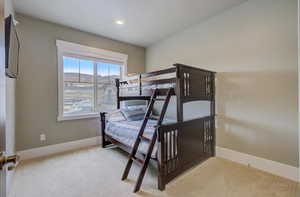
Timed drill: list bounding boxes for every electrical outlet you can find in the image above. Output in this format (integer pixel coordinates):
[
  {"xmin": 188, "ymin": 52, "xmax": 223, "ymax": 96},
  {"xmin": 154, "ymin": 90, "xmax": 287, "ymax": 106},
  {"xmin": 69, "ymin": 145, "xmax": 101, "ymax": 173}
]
[{"xmin": 40, "ymin": 134, "xmax": 46, "ymax": 141}]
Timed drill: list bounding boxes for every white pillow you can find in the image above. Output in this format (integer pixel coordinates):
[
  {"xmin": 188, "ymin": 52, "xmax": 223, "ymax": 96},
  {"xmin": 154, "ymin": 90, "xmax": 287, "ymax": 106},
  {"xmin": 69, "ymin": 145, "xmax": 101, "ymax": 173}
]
[
  {"xmin": 107, "ymin": 110, "xmax": 126, "ymax": 122},
  {"xmin": 121, "ymin": 108, "xmax": 146, "ymax": 121}
]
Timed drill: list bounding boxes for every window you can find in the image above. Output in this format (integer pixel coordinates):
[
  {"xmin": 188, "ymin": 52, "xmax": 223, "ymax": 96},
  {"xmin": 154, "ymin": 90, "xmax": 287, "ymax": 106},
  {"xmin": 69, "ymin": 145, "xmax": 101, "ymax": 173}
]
[{"xmin": 57, "ymin": 40, "xmax": 127, "ymax": 121}]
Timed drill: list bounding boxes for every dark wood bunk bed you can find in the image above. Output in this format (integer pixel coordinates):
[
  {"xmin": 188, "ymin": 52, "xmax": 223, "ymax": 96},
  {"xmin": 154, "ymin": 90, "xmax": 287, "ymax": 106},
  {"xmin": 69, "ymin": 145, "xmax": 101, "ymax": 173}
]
[{"xmin": 100, "ymin": 63, "xmax": 216, "ymax": 192}]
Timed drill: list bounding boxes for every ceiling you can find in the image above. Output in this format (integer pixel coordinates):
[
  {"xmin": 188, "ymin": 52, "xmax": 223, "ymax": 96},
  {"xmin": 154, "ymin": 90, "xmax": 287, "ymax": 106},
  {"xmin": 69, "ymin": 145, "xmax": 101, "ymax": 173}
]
[{"xmin": 13, "ymin": 0, "xmax": 247, "ymax": 47}]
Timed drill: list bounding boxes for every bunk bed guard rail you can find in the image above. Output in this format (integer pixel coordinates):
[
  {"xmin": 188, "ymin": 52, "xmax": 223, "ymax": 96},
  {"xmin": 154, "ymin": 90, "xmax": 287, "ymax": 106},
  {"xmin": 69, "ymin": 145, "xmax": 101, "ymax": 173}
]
[{"xmin": 115, "ymin": 63, "xmax": 215, "ymax": 107}]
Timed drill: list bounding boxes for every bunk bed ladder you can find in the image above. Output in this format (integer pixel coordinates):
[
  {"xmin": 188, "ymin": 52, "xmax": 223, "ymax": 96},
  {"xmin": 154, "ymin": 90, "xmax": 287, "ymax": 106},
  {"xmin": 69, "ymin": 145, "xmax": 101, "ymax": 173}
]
[{"xmin": 121, "ymin": 88, "xmax": 174, "ymax": 192}]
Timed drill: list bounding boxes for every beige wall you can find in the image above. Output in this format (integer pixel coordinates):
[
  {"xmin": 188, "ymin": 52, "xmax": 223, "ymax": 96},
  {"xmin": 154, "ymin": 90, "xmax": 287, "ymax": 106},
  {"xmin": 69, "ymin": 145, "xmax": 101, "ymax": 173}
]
[
  {"xmin": 16, "ymin": 14, "xmax": 145, "ymax": 151},
  {"xmin": 146, "ymin": 0, "xmax": 298, "ymax": 167}
]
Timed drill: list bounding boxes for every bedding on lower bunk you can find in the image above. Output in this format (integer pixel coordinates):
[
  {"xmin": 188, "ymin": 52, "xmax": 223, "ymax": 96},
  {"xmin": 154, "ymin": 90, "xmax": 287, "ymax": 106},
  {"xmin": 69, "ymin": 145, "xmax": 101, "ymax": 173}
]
[{"xmin": 105, "ymin": 110, "xmax": 176, "ymax": 157}]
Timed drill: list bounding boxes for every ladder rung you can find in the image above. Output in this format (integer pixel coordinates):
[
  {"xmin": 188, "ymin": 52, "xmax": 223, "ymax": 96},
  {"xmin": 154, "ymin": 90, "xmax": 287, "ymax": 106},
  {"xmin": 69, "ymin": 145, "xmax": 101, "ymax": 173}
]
[
  {"xmin": 139, "ymin": 135, "xmax": 151, "ymax": 142},
  {"xmin": 148, "ymin": 115, "xmax": 160, "ymax": 120},
  {"xmin": 153, "ymin": 98, "xmax": 165, "ymax": 101},
  {"xmin": 156, "ymin": 88, "xmax": 175, "ymax": 96},
  {"xmin": 131, "ymin": 156, "xmax": 144, "ymax": 165}
]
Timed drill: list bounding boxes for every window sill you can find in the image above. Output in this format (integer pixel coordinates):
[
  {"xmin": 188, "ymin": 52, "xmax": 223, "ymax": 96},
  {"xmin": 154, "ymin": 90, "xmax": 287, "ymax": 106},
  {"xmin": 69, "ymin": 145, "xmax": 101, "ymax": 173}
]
[{"xmin": 57, "ymin": 113, "xmax": 100, "ymax": 121}]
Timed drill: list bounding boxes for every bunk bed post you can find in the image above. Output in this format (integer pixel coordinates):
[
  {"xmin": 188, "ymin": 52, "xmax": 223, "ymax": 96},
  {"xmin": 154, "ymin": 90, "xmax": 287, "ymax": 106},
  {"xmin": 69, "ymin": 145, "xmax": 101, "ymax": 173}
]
[
  {"xmin": 139, "ymin": 74, "xmax": 142, "ymax": 96},
  {"xmin": 174, "ymin": 64, "xmax": 184, "ymax": 122},
  {"xmin": 115, "ymin": 78, "xmax": 120, "ymax": 109},
  {"xmin": 100, "ymin": 112, "xmax": 109, "ymax": 148},
  {"xmin": 210, "ymin": 72, "xmax": 216, "ymax": 156},
  {"xmin": 157, "ymin": 127, "xmax": 166, "ymax": 191}
]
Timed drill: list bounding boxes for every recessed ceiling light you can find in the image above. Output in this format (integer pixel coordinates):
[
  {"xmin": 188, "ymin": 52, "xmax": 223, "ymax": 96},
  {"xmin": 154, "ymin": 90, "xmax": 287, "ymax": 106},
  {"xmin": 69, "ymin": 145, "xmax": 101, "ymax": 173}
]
[{"xmin": 115, "ymin": 20, "xmax": 124, "ymax": 25}]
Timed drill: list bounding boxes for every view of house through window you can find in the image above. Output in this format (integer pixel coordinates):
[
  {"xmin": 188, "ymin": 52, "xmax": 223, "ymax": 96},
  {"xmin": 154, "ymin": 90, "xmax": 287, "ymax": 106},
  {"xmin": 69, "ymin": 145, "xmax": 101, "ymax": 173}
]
[{"xmin": 63, "ymin": 56, "xmax": 121, "ymax": 116}]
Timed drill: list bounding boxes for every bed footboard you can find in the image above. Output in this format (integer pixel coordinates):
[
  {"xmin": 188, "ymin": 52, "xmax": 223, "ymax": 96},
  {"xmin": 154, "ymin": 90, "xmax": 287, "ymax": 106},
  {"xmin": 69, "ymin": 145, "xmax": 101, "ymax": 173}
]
[{"xmin": 157, "ymin": 116, "xmax": 215, "ymax": 190}]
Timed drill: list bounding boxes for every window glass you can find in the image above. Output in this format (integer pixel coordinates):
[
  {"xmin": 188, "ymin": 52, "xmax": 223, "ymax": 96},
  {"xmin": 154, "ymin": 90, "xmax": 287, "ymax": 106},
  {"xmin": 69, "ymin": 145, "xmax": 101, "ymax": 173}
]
[
  {"xmin": 97, "ymin": 62, "xmax": 121, "ymax": 111},
  {"xmin": 63, "ymin": 83, "xmax": 94, "ymax": 115},
  {"xmin": 97, "ymin": 63, "xmax": 109, "ymax": 83},
  {"xmin": 63, "ymin": 57, "xmax": 79, "ymax": 82},
  {"xmin": 79, "ymin": 59, "xmax": 94, "ymax": 83},
  {"xmin": 63, "ymin": 56, "xmax": 121, "ymax": 115},
  {"xmin": 109, "ymin": 64, "xmax": 121, "ymax": 82}
]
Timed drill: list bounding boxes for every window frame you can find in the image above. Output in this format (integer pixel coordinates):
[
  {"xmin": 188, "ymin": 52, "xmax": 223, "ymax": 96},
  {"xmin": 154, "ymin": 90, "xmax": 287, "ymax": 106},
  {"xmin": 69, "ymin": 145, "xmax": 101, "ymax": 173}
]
[{"xmin": 56, "ymin": 40, "xmax": 128, "ymax": 121}]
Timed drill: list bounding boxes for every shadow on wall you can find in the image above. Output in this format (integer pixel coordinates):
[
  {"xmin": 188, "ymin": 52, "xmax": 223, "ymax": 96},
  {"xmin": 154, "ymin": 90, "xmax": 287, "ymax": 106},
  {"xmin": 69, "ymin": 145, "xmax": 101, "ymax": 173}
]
[
  {"xmin": 151, "ymin": 71, "xmax": 298, "ymax": 166},
  {"xmin": 216, "ymin": 71, "xmax": 298, "ymax": 166}
]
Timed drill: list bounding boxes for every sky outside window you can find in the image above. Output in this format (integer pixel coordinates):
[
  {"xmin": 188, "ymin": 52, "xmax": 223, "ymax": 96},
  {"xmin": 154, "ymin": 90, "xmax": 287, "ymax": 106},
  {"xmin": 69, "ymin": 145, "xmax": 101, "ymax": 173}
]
[
  {"xmin": 64, "ymin": 56, "xmax": 121, "ymax": 77},
  {"xmin": 63, "ymin": 56, "xmax": 94, "ymax": 75},
  {"xmin": 97, "ymin": 62, "xmax": 121, "ymax": 77}
]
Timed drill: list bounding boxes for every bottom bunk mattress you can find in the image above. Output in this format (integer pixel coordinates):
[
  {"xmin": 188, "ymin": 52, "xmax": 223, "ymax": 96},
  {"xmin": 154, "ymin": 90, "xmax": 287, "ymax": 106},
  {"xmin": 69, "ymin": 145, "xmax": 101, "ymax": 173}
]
[{"xmin": 105, "ymin": 110, "xmax": 176, "ymax": 157}]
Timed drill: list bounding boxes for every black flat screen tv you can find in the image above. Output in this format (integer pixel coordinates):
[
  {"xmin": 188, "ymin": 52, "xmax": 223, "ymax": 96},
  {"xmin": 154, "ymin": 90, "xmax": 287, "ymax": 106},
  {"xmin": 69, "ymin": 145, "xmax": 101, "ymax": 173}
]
[{"xmin": 5, "ymin": 14, "xmax": 20, "ymax": 78}]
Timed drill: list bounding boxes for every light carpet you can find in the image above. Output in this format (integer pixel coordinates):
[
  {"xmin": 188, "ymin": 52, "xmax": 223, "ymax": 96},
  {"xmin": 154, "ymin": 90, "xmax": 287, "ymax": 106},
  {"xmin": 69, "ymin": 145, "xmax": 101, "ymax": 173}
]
[{"xmin": 9, "ymin": 146, "xmax": 299, "ymax": 197}]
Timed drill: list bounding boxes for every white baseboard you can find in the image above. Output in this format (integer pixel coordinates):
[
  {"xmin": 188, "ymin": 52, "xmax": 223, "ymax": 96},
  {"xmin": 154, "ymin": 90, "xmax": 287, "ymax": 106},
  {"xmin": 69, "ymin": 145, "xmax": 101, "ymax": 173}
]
[
  {"xmin": 17, "ymin": 141, "xmax": 299, "ymax": 183},
  {"xmin": 216, "ymin": 146, "xmax": 299, "ymax": 183},
  {"xmin": 18, "ymin": 136, "xmax": 102, "ymax": 161}
]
